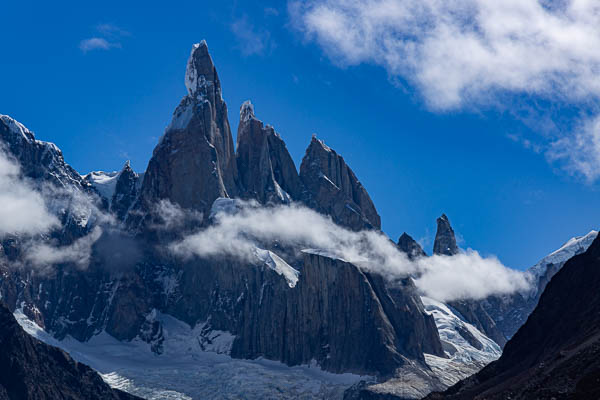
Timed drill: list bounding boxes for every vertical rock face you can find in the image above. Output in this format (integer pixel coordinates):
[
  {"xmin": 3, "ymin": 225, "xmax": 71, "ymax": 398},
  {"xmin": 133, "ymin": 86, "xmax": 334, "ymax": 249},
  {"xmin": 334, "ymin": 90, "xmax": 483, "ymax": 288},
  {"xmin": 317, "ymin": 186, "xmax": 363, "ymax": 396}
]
[
  {"xmin": 433, "ymin": 214, "xmax": 459, "ymax": 256},
  {"xmin": 427, "ymin": 235, "xmax": 600, "ymax": 400},
  {"xmin": 163, "ymin": 250, "xmax": 443, "ymax": 376},
  {"xmin": 111, "ymin": 161, "xmax": 141, "ymax": 221},
  {"xmin": 0, "ymin": 302, "xmax": 140, "ymax": 400},
  {"xmin": 397, "ymin": 232, "xmax": 427, "ymax": 259},
  {"xmin": 299, "ymin": 136, "xmax": 381, "ymax": 231},
  {"xmin": 137, "ymin": 41, "xmax": 238, "ymax": 218},
  {"xmin": 235, "ymin": 101, "xmax": 302, "ymax": 203}
]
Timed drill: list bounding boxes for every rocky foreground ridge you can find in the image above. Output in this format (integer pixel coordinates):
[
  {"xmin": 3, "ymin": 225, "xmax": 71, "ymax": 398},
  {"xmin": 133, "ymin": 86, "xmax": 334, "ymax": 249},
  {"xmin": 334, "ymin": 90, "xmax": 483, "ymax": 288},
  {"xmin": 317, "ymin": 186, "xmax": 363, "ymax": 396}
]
[{"xmin": 0, "ymin": 301, "xmax": 140, "ymax": 400}]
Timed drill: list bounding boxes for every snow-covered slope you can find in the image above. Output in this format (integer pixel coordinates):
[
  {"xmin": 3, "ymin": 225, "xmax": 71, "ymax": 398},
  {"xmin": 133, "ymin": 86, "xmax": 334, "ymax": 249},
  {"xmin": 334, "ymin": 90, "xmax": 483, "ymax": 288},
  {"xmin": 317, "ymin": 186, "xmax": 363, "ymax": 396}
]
[
  {"xmin": 85, "ymin": 171, "xmax": 120, "ymax": 200},
  {"xmin": 528, "ymin": 230, "xmax": 598, "ymax": 293},
  {"xmin": 422, "ymin": 297, "xmax": 501, "ymax": 388},
  {"xmin": 14, "ymin": 308, "xmax": 368, "ymax": 400}
]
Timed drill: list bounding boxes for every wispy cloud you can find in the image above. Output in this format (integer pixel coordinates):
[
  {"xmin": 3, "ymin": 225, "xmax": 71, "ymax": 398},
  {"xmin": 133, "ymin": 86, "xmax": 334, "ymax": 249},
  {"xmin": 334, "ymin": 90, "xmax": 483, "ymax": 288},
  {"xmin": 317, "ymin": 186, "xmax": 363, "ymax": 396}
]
[
  {"xmin": 80, "ymin": 23, "xmax": 128, "ymax": 53},
  {"xmin": 170, "ymin": 199, "xmax": 531, "ymax": 302},
  {"xmin": 547, "ymin": 115, "xmax": 600, "ymax": 182},
  {"xmin": 231, "ymin": 17, "xmax": 274, "ymax": 56},
  {"xmin": 96, "ymin": 23, "xmax": 130, "ymax": 39},
  {"xmin": 25, "ymin": 227, "xmax": 103, "ymax": 270},
  {"xmin": 289, "ymin": 0, "xmax": 600, "ymax": 181},
  {"xmin": 0, "ymin": 148, "xmax": 59, "ymax": 236},
  {"xmin": 79, "ymin": 37, "xmax": 119, "ymax": 53}
]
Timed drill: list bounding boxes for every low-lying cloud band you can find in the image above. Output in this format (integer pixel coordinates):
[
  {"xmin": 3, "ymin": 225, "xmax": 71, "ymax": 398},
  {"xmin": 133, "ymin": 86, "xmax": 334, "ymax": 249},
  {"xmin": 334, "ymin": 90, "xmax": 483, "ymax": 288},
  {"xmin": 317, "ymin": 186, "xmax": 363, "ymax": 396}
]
[{"xmin": 170, "ymin": 199, "xmax": 532, "ymax": 302}]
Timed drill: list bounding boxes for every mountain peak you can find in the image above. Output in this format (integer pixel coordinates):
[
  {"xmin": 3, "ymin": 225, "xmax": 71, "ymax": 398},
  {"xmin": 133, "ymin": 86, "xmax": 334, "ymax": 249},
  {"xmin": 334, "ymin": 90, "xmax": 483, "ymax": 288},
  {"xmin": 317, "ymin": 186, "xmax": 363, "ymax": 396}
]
[
  {"xmin": 433, "ymin": 213, "xmax": 459, "ymax": 256},
  {"xmin": 240, "ymin": 100, "xmax": 255, "ymax": 122},
  {"xmin": 308, "ymin": 134, "xmax": 332, "ymax": 153},
  {"xmin": 185, "ymin": 40, "xmax": 216, "ymax": 96},
  {"xmin": 397, "ymin": 232, "xmax": 427, "ymax": 259},
  {"xmin": 0, "ymin": 114, "xmax": 35, "ymax": 143},
  {"xmin": 300, "ymin": 135, "xmax": 381, "ymax": 231}
]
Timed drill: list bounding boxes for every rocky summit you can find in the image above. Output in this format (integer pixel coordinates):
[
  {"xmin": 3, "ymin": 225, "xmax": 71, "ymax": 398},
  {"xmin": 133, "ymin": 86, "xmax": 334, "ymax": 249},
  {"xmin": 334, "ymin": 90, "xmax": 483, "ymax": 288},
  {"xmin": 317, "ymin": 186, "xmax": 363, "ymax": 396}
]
[
  {"xmin": 236, "ymin": 100, "xmax": 302, "ymax": 203},
  {"xmin": 300, "ymin": 136, "xmax": 381, "ymax": 231},
  {"xmin": 433, "ymin": 214, "xmax": 459, "ymax": 256}
]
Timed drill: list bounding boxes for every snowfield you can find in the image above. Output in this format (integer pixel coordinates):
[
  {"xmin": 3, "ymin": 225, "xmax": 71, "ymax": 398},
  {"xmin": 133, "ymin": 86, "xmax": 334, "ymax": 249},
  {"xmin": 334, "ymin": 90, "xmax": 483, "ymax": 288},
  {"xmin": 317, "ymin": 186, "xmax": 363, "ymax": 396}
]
[{"xmin": 14, "ymin": 308, "xmax": 369, "ymax": 399}]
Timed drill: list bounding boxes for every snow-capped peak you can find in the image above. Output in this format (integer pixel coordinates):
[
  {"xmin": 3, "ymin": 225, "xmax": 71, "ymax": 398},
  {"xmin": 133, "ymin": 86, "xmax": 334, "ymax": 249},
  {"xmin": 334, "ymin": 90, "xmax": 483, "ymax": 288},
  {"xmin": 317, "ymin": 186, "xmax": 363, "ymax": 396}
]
[
  {"xmin": 529, "ymin": 230, "xmax": 598, "ymax": 280},
  {"xmin": 0, "ymin": 114, "xmax": 34, "ymax": 142},
  {"xmin": 240, "ymin": 100, "xmax": 255, "ymax": 122},
  {"xmin": 185, "ymin": 40, "xmax": 211, "ymax": 96}
]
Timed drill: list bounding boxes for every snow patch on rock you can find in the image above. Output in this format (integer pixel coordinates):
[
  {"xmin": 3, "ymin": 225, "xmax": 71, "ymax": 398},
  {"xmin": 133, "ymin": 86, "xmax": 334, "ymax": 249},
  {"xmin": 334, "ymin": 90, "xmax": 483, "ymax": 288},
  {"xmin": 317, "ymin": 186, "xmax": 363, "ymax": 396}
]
[
  {"xmin": 255, "ymin": 248, "xmax": 299, "ymax": 288},
  {"xmin": 84, "ymin": 170, "xmax": 120, "ymax": 200}
]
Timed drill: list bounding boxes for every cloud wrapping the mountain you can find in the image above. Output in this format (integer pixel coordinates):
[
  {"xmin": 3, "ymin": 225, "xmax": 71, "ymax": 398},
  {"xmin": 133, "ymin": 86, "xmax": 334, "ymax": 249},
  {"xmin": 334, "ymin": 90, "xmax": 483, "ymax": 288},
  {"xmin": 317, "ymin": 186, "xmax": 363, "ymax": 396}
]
[
  {"xmin": 25, "ymin": 227, "xmax": 103, "ymax": 271},
  {"xmin": 0, "ymin": 148, "xmax": 117, "ymax": 271},
  {"xmin": 170, "ymin": 199, "xmax": 531, "ymax": 302},
  {"xmin": 0, "ymin": 150, "xmax": 59, "ymax": 236},
  {"xmin": 290, "ymin": 0, "xmax": 600, "ymax": 181}
]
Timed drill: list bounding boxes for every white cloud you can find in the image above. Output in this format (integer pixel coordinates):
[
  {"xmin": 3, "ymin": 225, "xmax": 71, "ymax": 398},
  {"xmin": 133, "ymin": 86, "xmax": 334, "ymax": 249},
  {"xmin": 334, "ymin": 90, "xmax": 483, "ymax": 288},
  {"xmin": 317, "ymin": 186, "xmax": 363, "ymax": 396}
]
[
  {"xmin": 170, "ymin": 199, "xmax": 531, "ymax": 302},
  {"xmin": 25, "ymin": 227, "xmax": 103, "ymax": 270},
  {"xmin": 80, "ymin": 24, "xmax": 128, "ymax": 53},
  {"xmin": 79, "ymin": 37, "xmax": 120, "ymax": 53},
  {"xmin": 152, "ymin": 199, "xmax": 203, "ymax": 230},
  {"xmin": 0, "ymin": 150, "xmax": 59, "ymax": 237},
  {"xmin": 290, "ymin": 0, "xmax": 600, "ymax": 180},
  {"xmin": 414, "ymin": 251, "xmax": 531, "ymax": 302}
]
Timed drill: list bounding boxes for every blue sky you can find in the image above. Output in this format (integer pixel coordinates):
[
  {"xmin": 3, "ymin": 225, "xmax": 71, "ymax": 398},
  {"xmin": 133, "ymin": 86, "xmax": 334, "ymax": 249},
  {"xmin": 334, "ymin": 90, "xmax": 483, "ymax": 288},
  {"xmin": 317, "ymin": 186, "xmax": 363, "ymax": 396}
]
[{"xmin": 1, "ymin": 0, "xmax": 599, "ymax": 269}]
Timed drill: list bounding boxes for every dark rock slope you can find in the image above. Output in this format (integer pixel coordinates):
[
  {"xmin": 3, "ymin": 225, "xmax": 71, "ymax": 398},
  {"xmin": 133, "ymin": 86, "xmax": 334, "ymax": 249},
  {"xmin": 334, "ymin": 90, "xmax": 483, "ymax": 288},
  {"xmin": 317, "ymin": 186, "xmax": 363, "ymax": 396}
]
[
  {"xmin": 427, "ymin": 234, "xmax": 600, "ymax": 400},
  {"xmin": 0, "ymin": 302, "xmax": 140, "ymax": 400}
]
